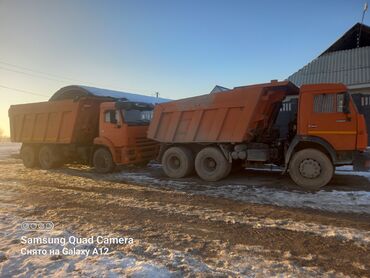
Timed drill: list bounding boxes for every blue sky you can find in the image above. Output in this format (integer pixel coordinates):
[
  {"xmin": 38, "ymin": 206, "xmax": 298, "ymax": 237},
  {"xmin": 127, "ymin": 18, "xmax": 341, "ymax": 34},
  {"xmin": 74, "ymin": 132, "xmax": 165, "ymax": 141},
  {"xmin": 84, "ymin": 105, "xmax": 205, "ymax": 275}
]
[{"xmin": 0, "ymin": 0, "xmax": 369, "ymax": 135}]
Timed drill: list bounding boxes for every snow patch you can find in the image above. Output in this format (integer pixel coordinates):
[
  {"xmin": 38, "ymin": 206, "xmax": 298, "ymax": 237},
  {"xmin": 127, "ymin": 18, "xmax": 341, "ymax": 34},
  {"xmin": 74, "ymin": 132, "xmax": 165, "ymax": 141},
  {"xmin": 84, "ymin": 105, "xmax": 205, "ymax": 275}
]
[
  {"xmin": 0, "ymin": 143, "xmax": 20, "ymax": 160},
  {"xmin": 63, "ymin": 188, "xmax": 370, "ymax": 246},
  {"xmin": 108, "ymin": 171, "xmax": 370, "ymax": 215},
  {"xmin": 0, "ymin": 211, "xmax": 174, "ymax": 277}
]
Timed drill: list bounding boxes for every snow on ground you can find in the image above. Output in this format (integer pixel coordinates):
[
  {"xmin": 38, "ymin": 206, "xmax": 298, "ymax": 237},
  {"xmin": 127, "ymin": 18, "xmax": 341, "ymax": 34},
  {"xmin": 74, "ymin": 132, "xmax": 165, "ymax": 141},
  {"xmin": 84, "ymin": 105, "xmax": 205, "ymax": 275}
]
[
  {"xmin": 0, "ymin": 190, "xmax": 173, "ymax": 277},
  {"xmin": 336, "ymin": 166, "xmax": 370, "ymax": 180},
  {"xmin": 0, "ymin": 143, "xmax": 368, "ymax": 276},
  {"xmin": 0, "ymin": 143, "xmax": 20, "ymax": 160},
  {"xmin": 72, "ymin": 188, "xmax": 370, "ymax": 246},
  {"xmin": 0, "ymin": 203, "xmax": 348, "ymax": 277},
  {"xmin": 108, "ymin": 169, "xmax": 370, "ymax": 215},
  {"xmin": 202, "ymin": 185, "xmax": 370, "ymax": 215},
  {"xmin": 0, "ymin": 209, "xmax": 174, "ymax": 277},
  {"xmin": 1, "ymin": 195, "xmax": 343, "ymax": 277},
  {"xmin": 0, "ymin": 143, "xmax": 369, "ymax": 215}
]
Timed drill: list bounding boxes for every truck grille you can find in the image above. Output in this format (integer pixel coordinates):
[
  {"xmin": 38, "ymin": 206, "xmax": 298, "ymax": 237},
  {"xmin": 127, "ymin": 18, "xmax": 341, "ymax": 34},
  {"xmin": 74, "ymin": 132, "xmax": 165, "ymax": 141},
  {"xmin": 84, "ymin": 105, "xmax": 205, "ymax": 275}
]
[{"xmin": 131, "ymin": 137, "xmax": 159, "ymax": 161}]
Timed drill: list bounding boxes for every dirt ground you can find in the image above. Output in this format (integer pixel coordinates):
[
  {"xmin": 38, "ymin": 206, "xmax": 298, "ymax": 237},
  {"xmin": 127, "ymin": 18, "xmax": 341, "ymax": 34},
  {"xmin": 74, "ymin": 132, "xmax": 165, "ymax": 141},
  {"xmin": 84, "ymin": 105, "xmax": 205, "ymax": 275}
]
[{"xmin": 0, "ymin": 143, "xmax": 369, "ymax": 277}]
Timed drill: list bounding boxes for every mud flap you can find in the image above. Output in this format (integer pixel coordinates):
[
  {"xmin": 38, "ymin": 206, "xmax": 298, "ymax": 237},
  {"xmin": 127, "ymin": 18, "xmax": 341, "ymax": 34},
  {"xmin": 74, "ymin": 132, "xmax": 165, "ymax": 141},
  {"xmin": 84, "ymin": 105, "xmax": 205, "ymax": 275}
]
[{"xmin": 353, "ymin": 151, "xmax": 370, "ymax": 171}]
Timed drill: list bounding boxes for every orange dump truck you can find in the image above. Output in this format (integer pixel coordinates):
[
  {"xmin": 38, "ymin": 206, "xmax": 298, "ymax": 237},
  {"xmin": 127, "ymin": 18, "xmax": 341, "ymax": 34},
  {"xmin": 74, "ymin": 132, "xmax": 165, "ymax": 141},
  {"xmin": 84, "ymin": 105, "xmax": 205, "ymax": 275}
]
[
  {"xmin": 9, "ymin": 85, "xmax": 168, "ymax": 173},
  {"xmin": 148, "ymin": 81, "xmax": 369, "ymax": 189}
]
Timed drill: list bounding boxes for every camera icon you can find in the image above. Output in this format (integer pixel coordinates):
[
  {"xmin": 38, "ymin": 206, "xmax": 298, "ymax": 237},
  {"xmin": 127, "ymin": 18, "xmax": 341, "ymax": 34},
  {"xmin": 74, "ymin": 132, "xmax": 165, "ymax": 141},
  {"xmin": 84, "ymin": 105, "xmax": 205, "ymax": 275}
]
[
  {"xmin": 21, "ymin": 221, "xmax": 54, "ymax": 231},
  {"xmin": 21, "ymin": 222, "xmax": 29, "ymax": 230}
]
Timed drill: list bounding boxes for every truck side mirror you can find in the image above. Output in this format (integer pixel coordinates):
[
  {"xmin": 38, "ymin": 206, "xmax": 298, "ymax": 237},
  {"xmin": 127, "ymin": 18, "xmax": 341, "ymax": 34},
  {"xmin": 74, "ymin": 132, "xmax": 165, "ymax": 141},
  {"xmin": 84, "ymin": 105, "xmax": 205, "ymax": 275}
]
[
  {"xmin": 343, "ymin": 105, "xmax": 350, "ymax": 114},
  {"xmin": 343, "ymin": 93, "xmax": 350, "ymax": 114}
]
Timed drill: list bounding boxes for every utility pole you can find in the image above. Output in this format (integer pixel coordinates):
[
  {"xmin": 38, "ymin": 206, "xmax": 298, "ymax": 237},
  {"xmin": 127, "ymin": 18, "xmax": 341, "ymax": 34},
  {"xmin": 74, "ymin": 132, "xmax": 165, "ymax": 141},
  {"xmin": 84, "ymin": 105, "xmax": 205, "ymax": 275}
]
[
  {"xmin": 358, "ymin": 2, "xmax": 368, "ymax": 47},
  {"xmin": 155, "ymin": 92, "xmax": 159, "ymax": 99}
]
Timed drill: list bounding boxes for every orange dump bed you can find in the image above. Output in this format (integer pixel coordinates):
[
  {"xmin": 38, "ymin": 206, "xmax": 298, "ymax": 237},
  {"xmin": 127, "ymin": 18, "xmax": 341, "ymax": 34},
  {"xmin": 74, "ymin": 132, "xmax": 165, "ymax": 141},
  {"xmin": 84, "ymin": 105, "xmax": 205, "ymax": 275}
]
[
  {"xmin": 148, "ymin": 81, "xmax": 299, "ymax": 143},
  {"xmin": 9, "ymin": 98, "xmax": 102, "ymax": 144}
]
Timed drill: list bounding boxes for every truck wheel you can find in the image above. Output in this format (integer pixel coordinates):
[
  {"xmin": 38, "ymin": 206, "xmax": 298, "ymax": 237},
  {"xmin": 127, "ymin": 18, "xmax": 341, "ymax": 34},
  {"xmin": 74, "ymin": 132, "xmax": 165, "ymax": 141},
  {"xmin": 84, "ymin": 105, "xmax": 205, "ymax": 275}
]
[
  {"xmin": 162, "ymin": 147, "xmax": 194, "ymax": 178},
  {"xmin": 289, "ymin": 148, "xmax": 333, "ymax": 190},
  {"xmin": 93, "ymin": 148, "xmax": 115, "ymax": 173},
  {"xmin": 21, "ymin": 145, "xmax": 38, "ymax": 168},
  {"xmin": 195, "ymin": 147, "xmax": 232, "ymax": 181},
  {"xmin": 39, "ymin": 146, "xmax": 58, "ymax": 169}
]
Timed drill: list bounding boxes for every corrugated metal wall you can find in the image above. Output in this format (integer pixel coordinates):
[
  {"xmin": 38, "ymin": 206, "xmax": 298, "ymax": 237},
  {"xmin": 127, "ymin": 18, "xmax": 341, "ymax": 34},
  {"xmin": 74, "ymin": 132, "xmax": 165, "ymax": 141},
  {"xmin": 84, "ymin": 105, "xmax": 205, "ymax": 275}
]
[{"xmin": 288, "ymin": 46, "xmax": 370, "ymax": 86}]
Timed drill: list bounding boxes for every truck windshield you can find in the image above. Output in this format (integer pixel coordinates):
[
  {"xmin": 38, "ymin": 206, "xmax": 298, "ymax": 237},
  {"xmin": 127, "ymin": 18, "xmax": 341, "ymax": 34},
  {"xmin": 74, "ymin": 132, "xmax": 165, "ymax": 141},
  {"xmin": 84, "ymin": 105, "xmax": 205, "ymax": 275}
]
[{"xmin": 121, "ymin": 109, "xmax": 153, "ymax": 125}]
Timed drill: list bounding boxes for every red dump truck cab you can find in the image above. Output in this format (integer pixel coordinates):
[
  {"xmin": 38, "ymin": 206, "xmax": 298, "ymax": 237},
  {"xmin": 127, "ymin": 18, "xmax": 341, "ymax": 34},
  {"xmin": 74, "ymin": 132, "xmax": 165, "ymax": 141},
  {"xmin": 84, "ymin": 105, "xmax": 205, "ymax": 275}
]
[
  {"xmin": 93, "ymin": 101, "xmax": 158, "ymax": 166},
  {"xmin": 297, "ymin": 83, "xmax": 368, "ymax": 151},
  {"xmin": 148, "ymin": 81, "xmax": 368, "ymax": 190},
  {"xmin": 9, "ymin": 85, "xmax": 162, "ymax": 173}
]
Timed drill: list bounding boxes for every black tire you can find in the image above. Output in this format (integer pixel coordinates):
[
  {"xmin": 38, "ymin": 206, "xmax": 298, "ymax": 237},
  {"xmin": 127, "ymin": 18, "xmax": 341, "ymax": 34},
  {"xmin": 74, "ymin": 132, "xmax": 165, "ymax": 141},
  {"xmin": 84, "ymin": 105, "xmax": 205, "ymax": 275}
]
[
  {"xmin": 289, "ymin": 148, "xmax": 334, "ymax": 190},
  {"xmin": 195, "ymin": 147, "xmax": 232, "ymax": 181},
  {"xmin": 21, "ymin": 145, "xmax": 38, "ymax": 168},
  {"xmin": 93, "ymin": 148, "xmax": 115, "ymax": 173},
  {"xmin": 162, "ymin": 146, "xmax": 194, "ymax": 178},
  {"xmin": 38, "ymin": 145, "xmax": 59, "ymax": 169}
]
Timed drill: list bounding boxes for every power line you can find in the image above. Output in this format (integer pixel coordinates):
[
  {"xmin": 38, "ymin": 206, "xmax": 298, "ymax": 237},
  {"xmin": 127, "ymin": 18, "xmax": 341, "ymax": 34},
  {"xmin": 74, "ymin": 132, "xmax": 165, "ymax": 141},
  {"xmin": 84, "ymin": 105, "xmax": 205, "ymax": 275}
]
[
  {"xmin": 0, "ymin": 60, "xmax": 81, "ymax": 83},
  {"xmin": 0, "ymin": 84, "xmax": 48, "ymax": 97},
  {"xmin": 0, "ymin": 60, "xmax": 171, "ymax": 99},
  {"xmin": 0, "ymin": 66, "xmax": 67, "ymax": 83},
  {"xmin": 0, "ymin": 60, "xmax": 134, "ymax": 92}
]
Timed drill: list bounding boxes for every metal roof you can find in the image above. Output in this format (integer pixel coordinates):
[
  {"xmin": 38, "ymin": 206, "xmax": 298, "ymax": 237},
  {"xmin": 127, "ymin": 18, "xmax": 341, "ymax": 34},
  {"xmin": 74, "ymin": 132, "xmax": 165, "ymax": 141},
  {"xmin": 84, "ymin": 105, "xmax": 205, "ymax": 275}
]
[
  {"xmin": 288, "ymin": 46, "xmax": 370, "ymax": 87},
  {"xmin": 319, "ymin": 23, "xmax": 370, "ymax": 56},
  {"xmin": 50, "ymin": 85, "xmax": 171, "ymax": 104},
  {"xmin": 210, "ymin": 85, "xmax": 230, "ymax": 94}
]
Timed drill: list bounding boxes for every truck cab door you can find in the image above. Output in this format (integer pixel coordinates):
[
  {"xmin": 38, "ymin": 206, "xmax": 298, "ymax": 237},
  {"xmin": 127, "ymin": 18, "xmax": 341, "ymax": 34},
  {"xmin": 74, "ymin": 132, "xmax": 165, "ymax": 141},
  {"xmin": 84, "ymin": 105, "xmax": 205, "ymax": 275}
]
[
  {"xmin": 303, "ymin": 92, "xmax": 357, "ymax": 150},
  {"xmin": 99, "ymin": 106, "xmax": 125, "ymax": 147}
]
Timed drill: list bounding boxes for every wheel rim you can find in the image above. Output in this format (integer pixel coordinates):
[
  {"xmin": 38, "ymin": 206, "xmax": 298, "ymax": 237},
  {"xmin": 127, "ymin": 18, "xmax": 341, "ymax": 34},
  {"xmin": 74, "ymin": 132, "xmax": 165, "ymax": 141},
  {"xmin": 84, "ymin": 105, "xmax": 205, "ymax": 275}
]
[
  {"xmin": 168, "ymin": 155, "xmax": 181, "ymax": 170},
  {"xmin": 299, "ymin": 159, "xmax": 321, "ymax": 179},
  {"xmin": 203, "ymin": 157, "xmax": 217, "ymax": 172}
]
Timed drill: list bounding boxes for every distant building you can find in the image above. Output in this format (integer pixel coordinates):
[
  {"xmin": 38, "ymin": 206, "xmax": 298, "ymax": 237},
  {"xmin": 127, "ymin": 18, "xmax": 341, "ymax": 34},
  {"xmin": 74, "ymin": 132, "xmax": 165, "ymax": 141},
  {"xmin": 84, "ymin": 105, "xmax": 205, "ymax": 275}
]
[
  {"xmin": 210, "ymin": 85, "xmax": 230, "ymax": 94},
  {"xmin": 50, "ymin": 85, "xmax": 171, "ymax": 104}
]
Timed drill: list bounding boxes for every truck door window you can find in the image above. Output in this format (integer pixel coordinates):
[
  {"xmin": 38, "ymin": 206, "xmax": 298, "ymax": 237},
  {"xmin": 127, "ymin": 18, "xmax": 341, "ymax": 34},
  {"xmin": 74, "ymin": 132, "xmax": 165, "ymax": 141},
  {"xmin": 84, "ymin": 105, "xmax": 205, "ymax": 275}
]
[
  {"xmin": 336, "ymin": 93, "xmax": 345, "ymax": 112},
  {"xmin": 313, "ymin": 94, "xmax": 335, "ymax": 113},
  {"xmin": 104, "ymin": 110, "xmax": 118, "ymax": 124}
]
